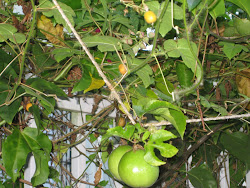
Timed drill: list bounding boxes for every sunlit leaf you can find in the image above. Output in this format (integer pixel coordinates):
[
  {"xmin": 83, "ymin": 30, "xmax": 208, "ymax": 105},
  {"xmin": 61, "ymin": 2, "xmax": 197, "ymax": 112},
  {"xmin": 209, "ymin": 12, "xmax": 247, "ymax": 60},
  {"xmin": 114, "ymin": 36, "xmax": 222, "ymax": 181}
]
[
  {"xmin": 150, "ymin": 129, "xmax": 177, "ymax": 142},
  {"xmin": 84, "ymin": 73, "xmax": 105, "ymax": 93},
  {"xmin": 144, "ymin": 144, "xmax": 165, "ymax": 166},
  {"xmin": 144, "ymin": 129, "xmax": 178, "ymax": 166}
]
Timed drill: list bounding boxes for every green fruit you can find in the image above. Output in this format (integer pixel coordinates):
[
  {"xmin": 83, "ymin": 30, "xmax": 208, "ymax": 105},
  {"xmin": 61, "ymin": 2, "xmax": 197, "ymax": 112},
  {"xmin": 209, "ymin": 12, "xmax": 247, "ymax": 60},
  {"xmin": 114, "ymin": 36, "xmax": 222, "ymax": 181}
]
[
  {"xmin": 118, "ymin": 149, "xmax": 159, "ymax": 188},
  {"xmin": 108, "ymin": 145, "xmax": 132, "ymax": 181}
]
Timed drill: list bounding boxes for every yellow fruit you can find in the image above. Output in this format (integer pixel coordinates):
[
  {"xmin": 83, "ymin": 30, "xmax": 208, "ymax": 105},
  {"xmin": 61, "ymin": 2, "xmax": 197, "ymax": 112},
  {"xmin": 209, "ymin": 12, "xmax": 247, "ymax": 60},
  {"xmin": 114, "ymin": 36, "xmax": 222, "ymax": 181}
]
[
  {"xmin": 26, "ymin": 103, "xmax": 32, "ymax": 111},
  {"xmin": 118, "ymin": 116, "xmax": 126, "ymax": 127},
  {"xmin": 144, "ymin": 11, "xmax": 157, "ymax": 24},
  {"xmin": 119, "ymin": 64, "xmax": 127, "ymax": 75}
]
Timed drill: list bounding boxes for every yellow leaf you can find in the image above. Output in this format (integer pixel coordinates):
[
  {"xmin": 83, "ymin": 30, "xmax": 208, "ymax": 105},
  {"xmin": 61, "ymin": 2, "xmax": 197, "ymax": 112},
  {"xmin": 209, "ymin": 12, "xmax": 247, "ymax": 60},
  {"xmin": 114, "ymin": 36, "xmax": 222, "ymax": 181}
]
[
  {"xmin": 236, "ymin": 68, "xmax": 250, "ymax": 109},
  {"xmin": 84, "ymin": 73, "xmax": 105, "ymax": 93},
  {"xmin": 118, "ymin": 101, "xmax": 131, "ymax": 114},
  {"xmin": 37, "ymin": 15, "xmax": 65, "ymax": 46}
]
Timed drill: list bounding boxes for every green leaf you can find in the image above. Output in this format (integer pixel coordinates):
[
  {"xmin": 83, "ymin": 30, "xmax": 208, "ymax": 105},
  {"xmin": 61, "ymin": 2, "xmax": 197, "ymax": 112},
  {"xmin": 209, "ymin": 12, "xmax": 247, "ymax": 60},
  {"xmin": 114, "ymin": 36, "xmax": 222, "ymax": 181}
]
[
  {"xmin": 219, "ymin": 42, "xmax": 248, "ymax": 60},
  {"xmin": 52, "ymin": 48, "xmax": 75, "ymax": 62},
  {"xmin": 234, "ymin": 18, "xmax": 250, "ymax": 36},
  {"xmin": 152, "ymin": 108, "xmax": 186, "ymax": 139},
  {"xmin": 187, "ymin": 0, "xmax": 202, "ymax": 11},
  {"xmin": 21, "ymin": 85, "xmax": 55, "ymax": 114},
  {"xmin": 164, "ymin": 39, "xmax": 201, "ymax": 79},
  {"xmin": 151, "ymin": 142, "xmax": 178, "ymax": 158},
  {"xmin": 159, "ymin": 3, "xmax": 184, "ymax": 37},
  {"xmin": 150, "ymin": 129, "xmax": 177, "ymax": 142},
  {"xmin": 26, "ymin": 78, "xmax": 67, "ymax": 97},
  {"xmin": 226, "ymin": 0, "xmax": 250, "ymax": 16},
  {"xmin": 2, "ymin": 129, "xmax": 32, "ymax": 182},
  {"xmin": 209, "ymin": 0, "xmax": 225, "ymax": 19},
  {"xmin": 72, "ymin": 72, "xmax": 91, "ymax": 93},
  {"xmin": 79, "ymin": 36, "xmax": 121, "ymax": 52},
  {"xmin": 103, "ymin": 125, "xmax": 135, "ymax": 141},
  {"xmin": 144, "ymin": 99, "xmax": 181, "ymax": 112},
  {"xmin": 0, "ymin": 24, "xmax": 26, "ymax": 43},
  {"xmin": 144, "ymin": 129, "xmax": 178, "ymax": 166},
  {"xmin": 177, "ymin": 39, "xmax": 201, "ymax": 79},
  {"xmin": 188, "ymin": 163, "xmax": 218, "ymax": 188},
  {"xmin": 133, "ymin": 58, "xmax": 154, "ymax": 88},
  {"xmin": 39, "ymin": 0, "xmax": 76, "ymax": 32},
  {"xmin": 57, "ymin": 0, "xmax": 82, "ymax": 10},
  {"xmin": 142, "ymin": 131, "xmax": 151, "ymax": 141},
  {"xmin": 0, "ymin": 97, "xmax": 22, "ymax": 124},
  {"xmin": 0, "ymin": 84, "xmax": 23, "ymax": 124},
  {"xmin": 144, "ymin": 144, "xmax": 166, "ymax": 166},
  {"xmin": 29, "ymin": 105, "xmax": 41, "ymax": 132},
  {"xmin": 145, "ymin": 1, "xmax": 160, "ymax": 13},
  {"xmin": 155, "ymin": 78, "xmax": 174, "ymax": 97},
  {"xmin": 220, "ymin": 132, "xmax": 250, "ymax": 167},
  {"xmin": 164, "ymin": 40, "xmax": 180, "ymax": 58},
  {"xmin": 176, "ymin": 62, "xmax": 194, "ymax": 88},
  {"xmin": 31, "ymin": 150, "xmax": 50, "ymax": 186}
]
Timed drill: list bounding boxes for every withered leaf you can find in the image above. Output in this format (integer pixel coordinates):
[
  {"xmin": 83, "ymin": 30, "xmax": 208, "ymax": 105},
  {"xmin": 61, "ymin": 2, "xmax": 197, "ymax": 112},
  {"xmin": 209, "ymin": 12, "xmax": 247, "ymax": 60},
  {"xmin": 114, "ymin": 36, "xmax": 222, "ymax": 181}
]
[
  {"xmin": 236, "ymin": 68, "xmax": 250, "ymax": 109},
  {"xmin": 94, "ymin": 163, "xmax": 102, "ymax": 185}
]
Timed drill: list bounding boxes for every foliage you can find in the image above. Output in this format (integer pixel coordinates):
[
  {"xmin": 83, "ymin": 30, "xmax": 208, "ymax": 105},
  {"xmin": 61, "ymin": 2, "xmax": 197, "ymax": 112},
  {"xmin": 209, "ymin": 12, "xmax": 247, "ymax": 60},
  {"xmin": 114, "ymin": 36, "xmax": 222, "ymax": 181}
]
[{"xmin": 0, "ymin": 0, "xmax": 249, "ymax": 187}]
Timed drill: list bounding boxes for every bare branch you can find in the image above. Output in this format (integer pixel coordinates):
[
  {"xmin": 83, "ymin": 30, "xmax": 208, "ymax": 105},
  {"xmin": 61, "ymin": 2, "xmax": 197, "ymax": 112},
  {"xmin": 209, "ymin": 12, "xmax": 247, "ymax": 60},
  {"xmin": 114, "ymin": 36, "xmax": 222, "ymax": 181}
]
[{"xmin": 143, "ymin": 113, "xmax": 250, "ymax": 127}]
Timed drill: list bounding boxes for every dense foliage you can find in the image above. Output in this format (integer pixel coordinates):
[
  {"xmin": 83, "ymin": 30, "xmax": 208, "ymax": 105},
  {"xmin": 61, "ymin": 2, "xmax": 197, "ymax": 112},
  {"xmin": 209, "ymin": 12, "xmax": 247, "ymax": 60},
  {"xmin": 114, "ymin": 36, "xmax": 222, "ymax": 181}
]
[{"xmin": 0, "ymin": 0, "xmax": 249, "ymax": 187}]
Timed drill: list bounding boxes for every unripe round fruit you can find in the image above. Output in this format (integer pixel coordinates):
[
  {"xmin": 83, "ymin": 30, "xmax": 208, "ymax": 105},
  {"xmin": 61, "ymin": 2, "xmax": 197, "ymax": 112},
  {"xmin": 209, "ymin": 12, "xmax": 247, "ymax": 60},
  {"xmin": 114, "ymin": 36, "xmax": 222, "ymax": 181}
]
[
  {"xmin": 108, "ymin": 145, "xmax": 132, "ymax": 181},
  {"xmin": 144, "ymin": 11, "xmax": 157, "ymax": 24},
  {"xmin": 118, "ymin": 149, "xmax": 159, "ymax": 188},
  {"xmin": 119, "ymin": 64, "xmax": 127, "ymax": 75}
]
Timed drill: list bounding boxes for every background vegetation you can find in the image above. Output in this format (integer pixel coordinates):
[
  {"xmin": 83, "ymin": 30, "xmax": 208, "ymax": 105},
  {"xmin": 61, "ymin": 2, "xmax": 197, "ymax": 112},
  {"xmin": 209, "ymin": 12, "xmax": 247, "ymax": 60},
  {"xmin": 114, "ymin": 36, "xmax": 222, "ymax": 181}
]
[{"xmin": 0, "ymin": 0, "xmax": 249, "ymax": 187}]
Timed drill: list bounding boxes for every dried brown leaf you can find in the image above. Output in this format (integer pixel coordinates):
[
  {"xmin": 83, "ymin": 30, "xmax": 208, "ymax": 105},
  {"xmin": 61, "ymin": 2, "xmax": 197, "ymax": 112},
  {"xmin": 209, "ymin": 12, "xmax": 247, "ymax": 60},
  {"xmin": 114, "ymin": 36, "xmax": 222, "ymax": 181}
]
[
  {"xmin": 37, "ymin": 15, "xmax": 65, "ymax": 46},
  {"xmin": 236, "ymin": 69, "xmax": 250, "ymax": 109},
  {"xmin": 94, "ymin": 164, "xmax": 102, "ymax": 185}
]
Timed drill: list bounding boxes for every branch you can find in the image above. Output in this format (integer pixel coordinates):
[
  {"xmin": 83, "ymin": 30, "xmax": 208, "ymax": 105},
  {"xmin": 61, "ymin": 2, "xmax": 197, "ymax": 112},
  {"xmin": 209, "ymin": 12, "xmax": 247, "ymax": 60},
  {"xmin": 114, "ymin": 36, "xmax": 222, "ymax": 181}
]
[
  {"xmin": 51, "ymin": 0, "xmax": 136, "ymax": 125},
  {"xmin": 143, "ymin": 113, "xmax": 250, "ymax": 127}
]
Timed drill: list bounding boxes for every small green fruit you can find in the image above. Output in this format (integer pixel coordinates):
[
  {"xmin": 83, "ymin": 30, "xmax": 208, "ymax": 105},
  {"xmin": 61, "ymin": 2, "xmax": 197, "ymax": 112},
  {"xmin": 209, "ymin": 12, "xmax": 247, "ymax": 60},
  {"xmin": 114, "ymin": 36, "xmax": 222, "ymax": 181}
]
[{"xmin": 108, "ymin": 145, "xmax": 132, "ymax": 181}]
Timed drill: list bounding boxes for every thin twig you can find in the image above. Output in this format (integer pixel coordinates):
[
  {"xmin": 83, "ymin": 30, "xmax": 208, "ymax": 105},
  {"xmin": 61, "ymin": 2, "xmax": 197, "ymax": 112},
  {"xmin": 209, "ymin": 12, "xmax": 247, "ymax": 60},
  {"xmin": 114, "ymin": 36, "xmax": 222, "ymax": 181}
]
[
  {"xmin": 143, "ymin": 113, "xmax": 250, "ymax": 127},
  {"xmin": 51, "ymin": 0, "xmax": 136, "ymax": 125}
]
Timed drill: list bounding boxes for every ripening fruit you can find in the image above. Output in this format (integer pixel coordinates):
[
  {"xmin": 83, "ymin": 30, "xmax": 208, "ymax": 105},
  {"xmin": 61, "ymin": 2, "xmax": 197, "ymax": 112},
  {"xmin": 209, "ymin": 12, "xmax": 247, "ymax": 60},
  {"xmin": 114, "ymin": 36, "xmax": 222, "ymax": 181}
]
[
  {"xmin": 108, "ymin": 145, "xmax": 132, "ymax": 181},
  {"xmin": 119, "ymin": 64, "xmax": 127, "ymax": 75},
  {"xmin": 26, "ymin": 103, "xmax": 32, "ymax": 111},
  {"xmin": 118, "ymin": 149, "xmax": 159, "ymax": 188},
  {"xmin": 144, "ymin": 11, "xmax": 157, "ymax": 24},
  {"xmin": 118, "ymin": 116, "xmax": 126, "ymax": 127}
]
